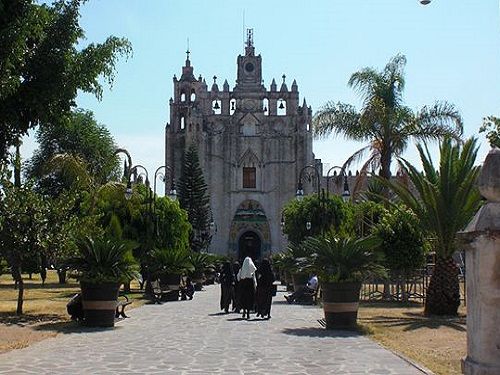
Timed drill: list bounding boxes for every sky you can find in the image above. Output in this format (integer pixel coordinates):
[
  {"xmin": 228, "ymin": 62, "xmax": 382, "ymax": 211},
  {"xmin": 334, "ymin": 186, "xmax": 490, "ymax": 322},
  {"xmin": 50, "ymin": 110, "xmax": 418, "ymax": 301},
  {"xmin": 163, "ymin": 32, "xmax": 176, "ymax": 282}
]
[{"xmin": 23, "ymin": 0, "xmax": 500, "ymax": 194}]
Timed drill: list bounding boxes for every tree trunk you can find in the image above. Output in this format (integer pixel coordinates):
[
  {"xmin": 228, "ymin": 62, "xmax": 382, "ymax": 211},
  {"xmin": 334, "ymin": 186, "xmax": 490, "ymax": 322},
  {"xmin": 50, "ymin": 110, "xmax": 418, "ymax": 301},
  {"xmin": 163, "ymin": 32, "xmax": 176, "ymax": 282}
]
[
  {"xmin": 12, "ymin": 266, "xmax": 24, "ymax": 315},
  {"xmin": 424, "ymin": 257, "xmax": 460, "ymax": 316},
  {"xmin": 123, "ymin": 281, "xmax": 131, "ymax": 293},
  {"xmin": 57, "ymin": 269, "xmax": 67, "ymax": 284}
]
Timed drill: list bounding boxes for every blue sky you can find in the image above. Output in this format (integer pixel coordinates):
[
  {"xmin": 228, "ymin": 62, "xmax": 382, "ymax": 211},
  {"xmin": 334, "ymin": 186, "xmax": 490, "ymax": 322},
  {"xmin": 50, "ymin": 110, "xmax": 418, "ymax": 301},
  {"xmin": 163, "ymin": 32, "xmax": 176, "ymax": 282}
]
[{"xmin": 24, "ymin": 0, "xmax": 500, "ymax": 193}]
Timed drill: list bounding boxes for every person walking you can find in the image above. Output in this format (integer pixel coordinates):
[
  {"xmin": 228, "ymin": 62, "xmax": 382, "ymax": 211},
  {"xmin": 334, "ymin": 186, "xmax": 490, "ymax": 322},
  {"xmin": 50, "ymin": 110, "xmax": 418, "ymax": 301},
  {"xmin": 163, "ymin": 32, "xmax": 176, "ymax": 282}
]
[
  {"xmin": 237, "ymin": 257, "xmax": 257, "ymax": 320},
  {"xmin": 255, "ymin": 259, "xmax": 274, "ymax": 319},
  {"xmin": 232, "ymin": 261, "xmax": 241, "ymax": 313},
  {"xmin": 219, "ymin": 261, "xmax": 234, "ymax": 313}
]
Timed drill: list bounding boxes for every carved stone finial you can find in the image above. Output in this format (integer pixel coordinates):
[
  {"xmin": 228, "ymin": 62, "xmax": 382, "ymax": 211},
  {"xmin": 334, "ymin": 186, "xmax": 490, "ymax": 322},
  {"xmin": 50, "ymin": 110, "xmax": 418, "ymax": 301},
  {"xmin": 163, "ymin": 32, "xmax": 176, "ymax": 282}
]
[{"xmin": 478, "ymin": 147, "xmax": 500, "ymax": 202}]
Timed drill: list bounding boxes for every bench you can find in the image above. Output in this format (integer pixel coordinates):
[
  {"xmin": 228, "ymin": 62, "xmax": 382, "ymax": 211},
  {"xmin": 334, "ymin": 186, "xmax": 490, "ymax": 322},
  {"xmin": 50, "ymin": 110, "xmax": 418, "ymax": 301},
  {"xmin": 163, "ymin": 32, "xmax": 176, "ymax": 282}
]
[
  {"xmin": 296, "ymin": 286, "xmax": 320, "ymax": 305},
  {"xmin": 115, "ymin": 294, "xmax": 133, "ymax": 318},
  {"xmin": 150, "ymin": 280, "xmax": 179, "ymax": 303}
]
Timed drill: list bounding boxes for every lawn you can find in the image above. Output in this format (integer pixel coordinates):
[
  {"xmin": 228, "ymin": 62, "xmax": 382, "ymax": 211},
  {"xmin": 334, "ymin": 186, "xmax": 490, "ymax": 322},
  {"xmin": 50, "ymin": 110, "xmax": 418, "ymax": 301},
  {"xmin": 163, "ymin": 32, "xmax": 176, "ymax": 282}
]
[
  {"xmin": 358, "ymin": 302, "xmax": 466, "ymax": 375},
  {"xmin": 0, "ymin": 270, "xmax": 146, "ymax": 353},
  {"xmin": 0, "ymin": 273, "xmax": 467, "ymax": 375}
]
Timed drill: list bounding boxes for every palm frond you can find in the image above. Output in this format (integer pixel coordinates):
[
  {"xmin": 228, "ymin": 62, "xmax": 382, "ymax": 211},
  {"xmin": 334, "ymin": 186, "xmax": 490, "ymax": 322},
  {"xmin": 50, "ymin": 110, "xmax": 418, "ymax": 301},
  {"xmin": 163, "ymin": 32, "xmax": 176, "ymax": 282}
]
[
  {"xmin": 43, "ymin": 153, "xmax": 92, "ymax": 189},
  {"xmin": 313, "ymin": 102, "xmax": 365, "ymax": 140},
  {"xmin": 412, "ymin": 101, "xmax": 463, "ymax": 141}
]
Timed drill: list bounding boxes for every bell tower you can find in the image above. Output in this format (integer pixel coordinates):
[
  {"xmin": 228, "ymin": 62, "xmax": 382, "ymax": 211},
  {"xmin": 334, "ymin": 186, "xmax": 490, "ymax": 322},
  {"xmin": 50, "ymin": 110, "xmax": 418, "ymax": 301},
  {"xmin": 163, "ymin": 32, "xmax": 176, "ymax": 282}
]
[{"xmin": 235, "ymin": 29, "xmax": 264, "ymax": 92}]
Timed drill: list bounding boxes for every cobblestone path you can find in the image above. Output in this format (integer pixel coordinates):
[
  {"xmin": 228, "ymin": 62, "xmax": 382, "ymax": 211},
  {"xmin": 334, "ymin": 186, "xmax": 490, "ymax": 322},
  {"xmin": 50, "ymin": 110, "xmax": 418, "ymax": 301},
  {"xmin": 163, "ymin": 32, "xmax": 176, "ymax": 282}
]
[{"xmin": 0, "ymin": 285, "xmax": 425, "ymax": 374}]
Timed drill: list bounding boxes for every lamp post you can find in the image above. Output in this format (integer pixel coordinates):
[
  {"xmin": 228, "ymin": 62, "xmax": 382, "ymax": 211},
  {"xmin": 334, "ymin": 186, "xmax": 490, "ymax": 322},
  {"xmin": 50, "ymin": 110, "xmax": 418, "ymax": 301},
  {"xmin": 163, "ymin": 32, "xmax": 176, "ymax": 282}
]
[
  {"xmin": 326, "ymin": 166, "xmax": 351, "ymax": 203},
  {"xmin": 113, "ymin": 148, "xmax": 133, "ymax": 199},
  {"xmin": 296, "ymin": 164, "xmax": 321, "ymax": 200}
]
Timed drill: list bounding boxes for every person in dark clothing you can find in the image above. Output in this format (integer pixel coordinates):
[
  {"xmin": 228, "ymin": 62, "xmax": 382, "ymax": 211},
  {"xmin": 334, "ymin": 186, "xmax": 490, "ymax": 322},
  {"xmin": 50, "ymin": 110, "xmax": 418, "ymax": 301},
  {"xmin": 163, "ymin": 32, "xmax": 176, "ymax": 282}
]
[
  {"xmin": 255, "ymin": 259, "xmax": 274, "ymax": 319},
  {"xmin": 232, "ymin": 261, "xmax": 241, "ymax": 313},
  {"xmin": 237, "ymin": 257, "xmax": 257, "ymax": 320},
  {"xmin": 219, "ymin": 261, "xmax": 234, "ymax": 313},
  {"xmin": 180, "ymin": 276, "xmax": 195, "ymax": 300}
]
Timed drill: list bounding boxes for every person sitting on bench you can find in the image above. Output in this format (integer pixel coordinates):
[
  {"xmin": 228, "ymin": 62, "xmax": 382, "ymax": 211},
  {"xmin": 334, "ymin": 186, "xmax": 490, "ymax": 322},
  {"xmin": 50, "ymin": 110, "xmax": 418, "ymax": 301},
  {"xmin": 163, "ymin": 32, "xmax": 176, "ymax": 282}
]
[
  {"xmin": 180, "ymin": 276, "xmax": 195, "ymax": 300},
  {"xmin": 284, "ymin": 275, "xmax": 318, "ymax": 303}
]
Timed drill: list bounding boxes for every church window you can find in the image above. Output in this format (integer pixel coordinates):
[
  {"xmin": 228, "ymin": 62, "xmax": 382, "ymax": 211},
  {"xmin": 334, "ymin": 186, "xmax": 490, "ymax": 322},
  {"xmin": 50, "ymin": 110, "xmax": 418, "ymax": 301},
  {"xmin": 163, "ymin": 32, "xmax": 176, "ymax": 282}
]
[
  {"xmin": 262, "ymin": 98, "xmax": 269, "ymax": 116},
  {"xmin": 180, "ymin": 116, "xmax": 185, "ymax": 130},
  {"xmin": 243, "ymin": 167, "xmax": 256, "ymax": 189},
  {"xmin": 190, "ymin": 89, "xmax": 196, "ymax": 101},
  {"xmin": 230, "ymin": 99, "xmax": 237, "ymax": 115},
  {"xmin": 212, "ymin": 99, "xmax": 222, "ymax": 115},
  {"xmin": 180, "ymin": 92, "xmax": 186, "ymax": 102},
  {"xmin": 277, "ymin": 99, "xmax": 286, "ymax": 116},
  {"xmin": 306, "ymin": 123, "xmax": 310, "ymax": 132}
]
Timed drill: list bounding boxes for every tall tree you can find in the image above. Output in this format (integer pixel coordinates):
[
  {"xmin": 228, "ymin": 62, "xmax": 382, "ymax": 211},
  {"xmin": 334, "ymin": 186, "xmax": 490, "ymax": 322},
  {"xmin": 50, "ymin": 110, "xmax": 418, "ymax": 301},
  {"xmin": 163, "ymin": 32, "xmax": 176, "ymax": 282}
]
[
  {"xmin": 26, "ymin": 108, "xmax": 120, "ymax": 196},
  {"xmin": 480, "ymin": 115, "xmax": 500, "ymax": 148},
  {"xmin": 0, "ymin": 0, "xmax": 131, "ymax": 163},
  {"xmin": 313, "ymin": 54, "xmax": 463, "ymax": 193},
  {"xmin": 0, "ymin": 180, "xmax": 47, "ymax": 314},
  {"xmin": 380, "ymin": 137, "xmax": 481, "ymax": 315},
  {"xmin": 178, "ymin": 144, "xmax": 211, "ymax": 252}
]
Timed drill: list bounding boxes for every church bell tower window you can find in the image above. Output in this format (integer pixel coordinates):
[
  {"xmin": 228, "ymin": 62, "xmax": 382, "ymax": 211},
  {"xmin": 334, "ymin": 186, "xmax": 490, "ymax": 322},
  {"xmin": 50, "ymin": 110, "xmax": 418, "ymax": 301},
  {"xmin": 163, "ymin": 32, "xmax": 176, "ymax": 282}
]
[{"xmin": 243, "ymin": 167, "xmax": 256, "ymax": 189}]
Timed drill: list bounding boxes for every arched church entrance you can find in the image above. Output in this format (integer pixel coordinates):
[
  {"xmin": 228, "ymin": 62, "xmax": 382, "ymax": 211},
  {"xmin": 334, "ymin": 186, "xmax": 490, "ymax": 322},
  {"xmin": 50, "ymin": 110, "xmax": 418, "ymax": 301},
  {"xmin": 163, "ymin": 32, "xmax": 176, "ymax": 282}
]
[
  {"xmin": 229, "ymin": 200, "xmax": 271, "ymax": 261},
  {"xmin": 238, "ymin": 231, "xmax": 261, "ymax": 261}
]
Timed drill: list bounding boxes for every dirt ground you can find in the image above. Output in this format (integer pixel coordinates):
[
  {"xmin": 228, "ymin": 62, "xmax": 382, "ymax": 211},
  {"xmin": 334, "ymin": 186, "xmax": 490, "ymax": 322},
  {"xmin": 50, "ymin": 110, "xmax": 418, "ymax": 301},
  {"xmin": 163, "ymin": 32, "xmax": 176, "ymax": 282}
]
[
  {"xmin": 358, "ymin": 302, "xmax": 467, "ymax": 375},
  {"xmin": 1, "ymin": 273, "xmax": 466, "ymax": 374}
]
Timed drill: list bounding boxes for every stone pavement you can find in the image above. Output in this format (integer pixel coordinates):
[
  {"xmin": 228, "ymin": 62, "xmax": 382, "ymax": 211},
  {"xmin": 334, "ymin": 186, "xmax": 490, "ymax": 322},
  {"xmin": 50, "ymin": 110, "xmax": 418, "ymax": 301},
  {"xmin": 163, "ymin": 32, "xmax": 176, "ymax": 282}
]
[{"xmin": 0, "ymin": 285, "xmax": 426, "ymax": 374}]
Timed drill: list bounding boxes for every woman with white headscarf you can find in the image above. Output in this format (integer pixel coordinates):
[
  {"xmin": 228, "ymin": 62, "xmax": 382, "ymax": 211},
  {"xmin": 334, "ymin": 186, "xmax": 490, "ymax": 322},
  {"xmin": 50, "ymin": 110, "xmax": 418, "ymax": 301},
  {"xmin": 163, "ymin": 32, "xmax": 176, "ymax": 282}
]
[{"xmin": 237, "ymin": 256, "xmax": 257, "ymax": 319}]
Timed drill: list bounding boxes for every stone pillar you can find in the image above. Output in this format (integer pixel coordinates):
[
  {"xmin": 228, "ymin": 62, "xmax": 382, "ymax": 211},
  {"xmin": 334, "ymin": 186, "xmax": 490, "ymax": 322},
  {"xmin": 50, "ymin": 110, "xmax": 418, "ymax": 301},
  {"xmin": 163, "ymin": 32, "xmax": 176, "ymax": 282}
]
[{"xmin": 459, "ymin": 148, "xmax": 500, "ymax": 375}]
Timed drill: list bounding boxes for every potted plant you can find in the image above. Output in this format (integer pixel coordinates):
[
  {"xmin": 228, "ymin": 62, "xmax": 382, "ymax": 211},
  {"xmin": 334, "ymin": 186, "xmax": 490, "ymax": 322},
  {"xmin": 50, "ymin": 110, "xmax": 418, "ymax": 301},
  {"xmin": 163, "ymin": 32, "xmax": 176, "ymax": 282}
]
[
  {"xmin": 66, "ymin": 236, "xmax": 138, "ymax": 327},
  {"xmin": 188, "ymin": 252, "xmax": 212, "ymax": 291},
  {"xmin": 285, "ymin": 242, "xmax": 313, "ymax": 292},
  {"xmin": 303, "ymin": 233, "xmax": 385, "ymax": 330},
  {"xmin": 148, "ymin": 248, "xmax": 193, "ymax": 301}
]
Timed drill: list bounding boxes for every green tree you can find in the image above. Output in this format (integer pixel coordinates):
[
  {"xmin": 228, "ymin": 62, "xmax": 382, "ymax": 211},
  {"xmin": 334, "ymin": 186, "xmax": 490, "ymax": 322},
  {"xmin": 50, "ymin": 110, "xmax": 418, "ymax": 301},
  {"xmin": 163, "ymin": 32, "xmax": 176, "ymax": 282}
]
[
  {"xmin": 380, "ymin": 137, "xmax": 481, "ymax": 315},
  {"xmin": 0, "ymin": 0, "xmax": 131, "ymax": 163},
  {"xmin": 282, "ymin": 194, "xmax": 346, "ymax": 245},
  {"xmin": 313, "ymin": 54, "xmax": 462, "ymax": 194},
  {"xmin": 26, "ymin": 109, "xmax": 120, "ymax": 196},
  {"xmin": 178, "ymin": 144, "xmax": 211, "ymax": 252},
  {"xmin": 479, "ymin": 115, "xmax": 500, "ymax": 148},
  {"xmin": 373, "ymin": 207, "xmax": 426, "ymax": 301},
  {"xmin": 0, "ymin": 180, "xmax": 47, "ymax": 314}
]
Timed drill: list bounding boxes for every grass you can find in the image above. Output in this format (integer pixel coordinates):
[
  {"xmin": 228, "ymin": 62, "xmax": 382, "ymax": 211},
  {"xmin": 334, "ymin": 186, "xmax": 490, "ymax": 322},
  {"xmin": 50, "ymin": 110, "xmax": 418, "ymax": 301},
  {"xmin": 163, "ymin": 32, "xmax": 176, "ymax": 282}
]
[
  {"xmin": 0, "ymin": 270, "xmax": 146, "ymax": 353},
  {"xmin": 1, "ymin": 273, "xmax": 467, "ymax": 375},
  {"xmin": 358, "ymin": 301, "xmax": 466, "ymax": 375}
]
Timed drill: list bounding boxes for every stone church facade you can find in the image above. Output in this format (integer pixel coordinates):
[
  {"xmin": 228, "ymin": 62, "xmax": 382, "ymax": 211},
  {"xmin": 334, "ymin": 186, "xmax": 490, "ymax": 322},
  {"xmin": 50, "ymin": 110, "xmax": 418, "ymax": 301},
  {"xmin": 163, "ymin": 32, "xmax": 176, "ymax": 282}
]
[{"xmin": 165, "ymin": 31, "xmax": 316, "ymax": 260}]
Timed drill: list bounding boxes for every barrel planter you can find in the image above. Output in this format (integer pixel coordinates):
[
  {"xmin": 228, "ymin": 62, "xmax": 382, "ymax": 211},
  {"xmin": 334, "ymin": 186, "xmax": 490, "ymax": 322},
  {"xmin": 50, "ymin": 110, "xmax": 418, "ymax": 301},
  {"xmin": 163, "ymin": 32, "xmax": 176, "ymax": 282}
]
[
  {"xmin": 80, "ymin": 282, "xmax": 120, "ymax": 327},
  {"xmin": 291, "ymin": 272, "xmax": 309, "ymax": 292},
  {"xmin": 160, "ymin": 273, "xmax": 181, "ymax": 301},
  {"xmin": 321, "ymin": 282, "xmax": 362, "ymax": 330}
]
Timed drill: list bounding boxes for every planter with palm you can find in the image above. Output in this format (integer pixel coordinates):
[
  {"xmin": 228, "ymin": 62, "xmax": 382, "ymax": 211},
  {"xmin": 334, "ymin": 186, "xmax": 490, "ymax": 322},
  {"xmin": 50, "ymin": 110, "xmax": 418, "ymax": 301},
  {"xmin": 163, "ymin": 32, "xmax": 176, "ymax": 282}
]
[
  {"xmin": 188, "ymin": 252, "xmax": 213, "ymax": 291},
  {"xmin": 303, "ymin": 234, "xmax": 385, "ymax": 329},
  {"xmin": 66, "ymin": 236, "xmax": 138, "ymax": 327},
  {"xmin": 379, "ymin": 137, "xmax": 481, "ymax": 315},
  {"xmin": 147, "ymin": 248, "xmax": 194, "ymax": 301}
]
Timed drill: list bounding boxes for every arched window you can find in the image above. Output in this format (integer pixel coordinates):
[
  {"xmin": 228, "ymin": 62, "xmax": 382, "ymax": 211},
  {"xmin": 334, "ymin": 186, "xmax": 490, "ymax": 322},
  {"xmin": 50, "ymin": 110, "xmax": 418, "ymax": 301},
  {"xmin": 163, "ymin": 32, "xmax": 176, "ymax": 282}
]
[
  {"xmin": 306, "ymin": 123, "xmax": 310, "ymax": 132},
  {"xmin": 277, "ymin": 99, "xmax": 286, "ymax": 116},
  {"xmin": 262, "ymin": 98, "xmax": 269, "ymax": 116},
  {"xmin": 190, "ymin": 89, "xmax": 196, "ymax": 102},
  {"xmin": 230, "ymin": 98, "xmax": 237, "ymax": 115},
  {"xmin": 180, "ymin": 116, "xmax": 185, "ymax": 130},
  {"xmin": 180, "ymin": 92, "xmax": 186, "ymax": 102},
  {"xmin": 212, "ymin": 99, "xmax": 222, "ymax": 115}
]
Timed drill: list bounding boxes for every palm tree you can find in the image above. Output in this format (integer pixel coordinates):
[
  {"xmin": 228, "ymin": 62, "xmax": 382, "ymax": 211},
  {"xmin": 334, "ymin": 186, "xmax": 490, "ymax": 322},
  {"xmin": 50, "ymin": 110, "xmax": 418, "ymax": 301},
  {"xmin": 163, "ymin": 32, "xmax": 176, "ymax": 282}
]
[
  {"xmin": 314, "ymin": 54, "xmax": 463, "ymax": 194},
  {"xmin": 379, "ymin": 137, "xmax": 481, "ymax": 315}
]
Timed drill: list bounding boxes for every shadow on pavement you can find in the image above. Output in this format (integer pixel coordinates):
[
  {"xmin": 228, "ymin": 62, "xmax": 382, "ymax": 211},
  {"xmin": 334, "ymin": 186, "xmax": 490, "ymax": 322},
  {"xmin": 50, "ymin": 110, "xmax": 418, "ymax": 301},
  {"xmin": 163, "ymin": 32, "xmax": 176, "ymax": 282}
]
[
  {"xmin": 281, "ymin": 327, "xmax": 362, "ymax": 338},
  {"xmin": 33, "ymin": 320, "xmax": 124, "ymax": 334}
]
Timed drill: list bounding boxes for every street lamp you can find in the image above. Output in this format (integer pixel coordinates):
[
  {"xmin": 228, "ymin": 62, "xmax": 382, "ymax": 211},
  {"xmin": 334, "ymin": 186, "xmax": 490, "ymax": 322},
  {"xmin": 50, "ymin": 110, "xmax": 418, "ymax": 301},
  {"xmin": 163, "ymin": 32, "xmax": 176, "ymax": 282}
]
[
  {"xmin": 296, "ymin": 164, "xmax": 321, "ymax": 200},
  {"xmin": 153, "ymin": 165, "xmax": 177, "ymax": 202},
  {"xmin": 326, "ymin": 166, "xmax": 351, "ymax": 203},
  {"xmin": 113, "ymin": 148, "xmax": 133, "ymax": 200}
]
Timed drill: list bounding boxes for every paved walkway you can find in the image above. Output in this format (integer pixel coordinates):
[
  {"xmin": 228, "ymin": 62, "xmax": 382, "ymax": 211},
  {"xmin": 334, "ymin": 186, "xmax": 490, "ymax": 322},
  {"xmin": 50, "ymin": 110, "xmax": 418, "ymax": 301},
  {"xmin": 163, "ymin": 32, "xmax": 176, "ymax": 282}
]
[{"xmin": 0, "ymin": 285, "xmax": 425, "ymax": 374}]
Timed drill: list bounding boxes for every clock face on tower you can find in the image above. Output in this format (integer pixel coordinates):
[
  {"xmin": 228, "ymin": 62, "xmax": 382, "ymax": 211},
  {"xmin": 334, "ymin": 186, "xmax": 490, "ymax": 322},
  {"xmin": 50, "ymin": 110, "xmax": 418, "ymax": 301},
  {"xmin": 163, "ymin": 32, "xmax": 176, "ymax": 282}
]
[{"xmin": 245, "ymin": 62, "xmax": 255, "ymax": 73}]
